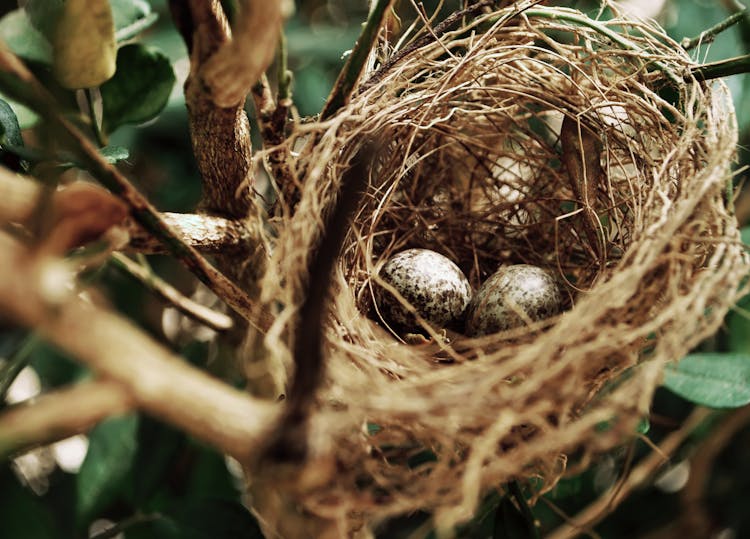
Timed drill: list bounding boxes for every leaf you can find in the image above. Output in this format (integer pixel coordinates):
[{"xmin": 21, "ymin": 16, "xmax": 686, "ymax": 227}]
[
  {"xmin": 168, "ymin": 499, "xmax": 264, "ymax": 539},
  {"xmin": 100, "ymin": 145, "xmax": 130, "ymax": 164},
  {"xmin": 131, "ymin": 417, "xmax": 187, "ymax": 505},
  {"xmin": 0, "ymin": 468, "xmax": 57, "ymax": 539},
  {"xmin": 111, "ymin": 0, "xmax": 159, "ymax": 42},
  {"xmin": 0, "ymin": 98, "xmax": 25, "ymax": 171},
  {"xmin": 0, "ymin": 9, "xmax": 52, "ymax": 63},
  {"xmin": 101, "ymin": 44, "xmax": 176, "ymax": 132},
  {"xmin": 52, "ymin": 0, "xmax": 117, "ymax": 89},
  {"xmin": 76, "ymin": 414, "xmax": 139, "ymax": 527},
  {"xmin": 23, "ymin": 0, "xmax": 64, "ymax": 41},
  {"xmin": 662, "ymin": 353, "xmax": 750, "ymax": 409},
  {"xmin": 493, "ymin": 496, "xmax": 534, "ymax": 539}
]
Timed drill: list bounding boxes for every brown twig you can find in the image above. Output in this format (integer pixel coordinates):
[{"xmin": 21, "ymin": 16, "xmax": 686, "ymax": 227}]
[
  {"xmin": 125, "ymin": 211, "xmax": 254, "ymax": 255},
  {"xmin": 0, "ymin": 232, "xmax": 278, "ymax": 461},
  {"xmin": 110, "ymin": 252, "xmax": 234, "ymax": 332},
  {"xmin": 0, "ymin": 379, "xmax": 133, "ymax": 457},
  {"xmin": 0, "ymin": 44, "xmax": 268, "ymax": 329}
]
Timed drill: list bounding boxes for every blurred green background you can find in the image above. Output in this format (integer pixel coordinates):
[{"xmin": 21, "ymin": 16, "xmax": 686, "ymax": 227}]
[{"xmin": 1, "ymin": 1, "xmax": 750, "ymax": 538}]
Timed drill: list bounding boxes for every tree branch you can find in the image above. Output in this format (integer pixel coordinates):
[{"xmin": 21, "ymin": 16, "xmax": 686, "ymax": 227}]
[
  {"xmin": 0, "ymin": 46, "xmax": 268, "ymax": 328},
  {"xmin": 0, "ymin": 232, "xmax": 279, "ymax": 461},
  {"xmin": 125, "ymin": 211, "xmax": 254, "ymax": 255},
  {"xmin": 0, "ymin": 379, "xmax": 133, "ymax": 458},
  {"xmin": 110, "ymin": 253, "xmax": 234, "ymax": 332},
  {"xmin": 169, "ymin": 0, "xmax": 256, "ymax": 218}
]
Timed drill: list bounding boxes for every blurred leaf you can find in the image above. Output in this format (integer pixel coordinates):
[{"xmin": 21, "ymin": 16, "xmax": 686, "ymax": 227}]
[
  {"xmin": 0, "ymin": 98, "xmax": 24, "ymax": 171},
  {"xmin": 51, "ymin": 0, "xmax": 117, "ymax": 90},
  {"xmin": 76, "ymin": 414, "xmax": 139, "ymax": 527},
  {"xmin": 29, "ymin": 341, "xmax": 86, "ymax": 388},
  {"xmin": 111, "ymin": 0, "xmax": 159, "ymax": 42},
  {"xmin": 636, "ymin": 417, "xmax": 650, "ymax": 435},
  {"xmin": 0, "ymin": 9, "xmax": 52, "ymax": 63},
  {"xmin": 728, "ymin": 294, "xmax": 750, "ymax": 354},
  {"xmin": 168, "ymin": 499, "xmax": 264, "ymax": 539},
  {"xmin": 186, "ymin": 444, "xmax": 241, "ymax": 502},
  {"xmin": 131, "ymin": 417, "xmax": 186, "ymax": 505},
  {"xmin": 23, "ymin": 0, "xmax": 63, "ymax": 41},
  {"xmin": 663, "ymin": 353, "xmax": 750, "ymax": 408},
  {"xmin": 0, "ymin": 468, "xmax": 57, "ymax": 539},
  {"xmin": 101, "ymin": 44, "xmax": 176, "ymax": 132},
  {"xmin": 494, "ymin": 496, "xmax": 534, "ymax": 539}
]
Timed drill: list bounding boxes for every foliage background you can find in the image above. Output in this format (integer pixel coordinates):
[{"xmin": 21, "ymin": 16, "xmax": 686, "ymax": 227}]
[{"xmin": 1, "ymin": 0, "xmax": 749, "ymax": 537}]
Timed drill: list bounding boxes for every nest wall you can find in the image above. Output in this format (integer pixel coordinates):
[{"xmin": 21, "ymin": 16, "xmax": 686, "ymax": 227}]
[{"xmin": 250, "ymin": 4, "xmax": 748, "ymax": 534}]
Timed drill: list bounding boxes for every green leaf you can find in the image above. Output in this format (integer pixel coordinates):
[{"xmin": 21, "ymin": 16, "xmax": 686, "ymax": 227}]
[
  {"xmin": 0, "ymin": 98, "xmax": 25, "ymax": 171},
  {"xmin": 111, "ymin": 0, "xmax": 159, "ymax": 42},
  {"xmin": 662, "ymin": 353, "xmax": 750, "ymax": 409},
  {"xmin": 0, "ymin": 9, "xmax": 52, "ymax": 63},
  {"xmin": 23, "ymin": 0, "xmax": 63, "ymax": 41},
  {"xmin": 168, "ymin": 499, "xmax": 264, "ymax": 539},
  {"xmin": 100, "ymin": 145, "xmax": 130, "ymax": 164},
  {"xmin": 493, "ymin": 496, "xmax": 534, "ymax": 539},
  {"xmin": 76, "ymin": 414, "xmax": 139, "ymax": 527},
  {"xmin": 0, "ymin": 468, "xmax": 57, "ymax": 539},
  {"xmin": 100, "ymin": 44, "xmax": 176, "ymax": 132}
]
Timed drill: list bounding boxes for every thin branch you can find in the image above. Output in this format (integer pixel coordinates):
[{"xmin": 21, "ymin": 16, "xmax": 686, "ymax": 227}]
[
  {"xmin": 0, "ymin": 46, "xmax": 269, "ymax": 328},
  {"xmin": 320, "ymin": 0, "xmax": 395, "ymax": 120},
  {"xmin": 110, "ymin": 253, "xmax": 234, "ymax": 332},
  {"xmin": 682, "ymin": 8, "xmax": 748, "ymax": 50},
  {"xmin": 89, "ymin": 513, "xmax": 163, "ymax": 539},
  {"xmin": 125, "ymin": 211, "xmax": 254, "ymax": 255},
  {"xmin": 264, "ymin": 142, "xmax": 376, "ymax": 462},
  {"xmin": 690, "ymin": 53, "xmax": 750, "ymax": 81},
  {"xmin": 0, "ymin": 379, "xmax": 133, "ymax": 458},
  {"xmin": 0, "ymin": 334, "xmax": 39, "ymax": 404},
  {"xmin": 0, "ymin": 232, "xmax": 279, "ymax": 461}
]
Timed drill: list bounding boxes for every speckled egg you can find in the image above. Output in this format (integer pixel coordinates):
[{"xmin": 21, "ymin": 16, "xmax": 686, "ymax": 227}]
[
  {"xmin": 466, "ymin": 264, "xmax": 563, "ymax": 337},
  {"xmin": 375, "ymin": 248, "xmax": 472, "ymax": 332}
]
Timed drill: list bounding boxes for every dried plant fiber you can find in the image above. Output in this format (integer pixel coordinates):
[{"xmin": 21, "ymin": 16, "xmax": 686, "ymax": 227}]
[{"xmin": 248, "ymin": 2, "xmax": 748, "ymax": 536}]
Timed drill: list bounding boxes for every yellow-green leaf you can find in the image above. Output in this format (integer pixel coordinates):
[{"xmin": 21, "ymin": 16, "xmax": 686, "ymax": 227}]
[{"xmin": 52, "ymin": 0, "xmax": 117, "ymax": 89}]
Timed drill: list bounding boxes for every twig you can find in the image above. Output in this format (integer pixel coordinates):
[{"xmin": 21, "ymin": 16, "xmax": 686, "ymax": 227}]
[
  {"xmin": 681, "ymin": 8, "xmax": 748, "ymax": 51},
  {"xmin": 264, "ymin": 142, "xmax": 376, "ymax": 462},
  {"xmin": 277, "ymin": 31, "xmax": 292, "ymax": 103},
  {"xmin": 125, "ymin": 211, "xmax": 254, "ymax": 255},
  {"xmin": 89, "ymin": 513, "xmax": 163, "ymax": 539},
  {"xmin": 84, "ymin": 87, "xmax": 108, "ymax": 147},
  {"xmin": 110, "ymin": 252, "xmax": 234, "ymax": 332},
  {"xmin": 690, "ymin": 53, "xmax": 750, "ymax": 81},
  {"xmin": 0, "ymin": 46, "xmax": 268, "ymax": 328},
  {"xmin": 0, "ymin": 232, "xmax": 279, "ymax": 461},
  {"xmin": 547, "ymin": 407, "xmax": 713, "ymax": 539},
  {"xmin": 320, "ymin": 0, "xmax": 395, "ymax": 120},
  {"xmin": 0, "ymin": 379, "xmax": 133, "ymax": 458}
]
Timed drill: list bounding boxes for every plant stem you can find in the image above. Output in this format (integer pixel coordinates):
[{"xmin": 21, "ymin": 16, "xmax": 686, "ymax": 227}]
[
  {"xmin": 89, "ymin": 513, "xmax": 163, "ymax": 539},
  {"xmin": 84, "ymin": 87, "xmax": 108, "ymax": 147},
  {"xmin": 690, "ymin": 53, "xmax": 750, "ymax": 80},
  {"xmin": 277, "ymin": 31, "xmax": 292, "ymax": 102},
  {"xmin": 110, "ymin": 252, "xmax": 234, "ymax": 332},
  {"xmin": 320, "ymin": 0, "xmax": 394, "ymax": 119},
  {"xmin": 682, "ymin": 8, "xmax": 748, "ymax": 51}
]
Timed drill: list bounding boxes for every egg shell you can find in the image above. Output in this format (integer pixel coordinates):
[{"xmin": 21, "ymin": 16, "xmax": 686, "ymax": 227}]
[
  {"xmin": 466, "ymin": 264, "xmax": 563, "ymax": 337},
  {"xmin": 375, "ymin": 248, "xmax": 472, "ymax": 332}
]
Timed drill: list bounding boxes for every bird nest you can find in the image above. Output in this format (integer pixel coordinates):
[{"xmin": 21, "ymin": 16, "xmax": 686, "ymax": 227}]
[{"xmin": 249, "ymin": 3, "xmax": 747, "ymax": 536}]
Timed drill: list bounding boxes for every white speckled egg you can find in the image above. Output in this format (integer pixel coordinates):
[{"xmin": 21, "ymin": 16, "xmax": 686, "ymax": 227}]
[
  {"xmin": 375, "ymin": 248, "xmax": 472, "ymax": 332},
  {"xmin": 466, "ymin": 264, "xmax": 563, "ymax": 337}
]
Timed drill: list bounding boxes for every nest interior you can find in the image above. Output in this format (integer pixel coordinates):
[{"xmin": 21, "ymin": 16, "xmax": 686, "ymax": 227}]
[{"xmin": 249, "ymin": 3, "xmax": 747, "ymax": 535}]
